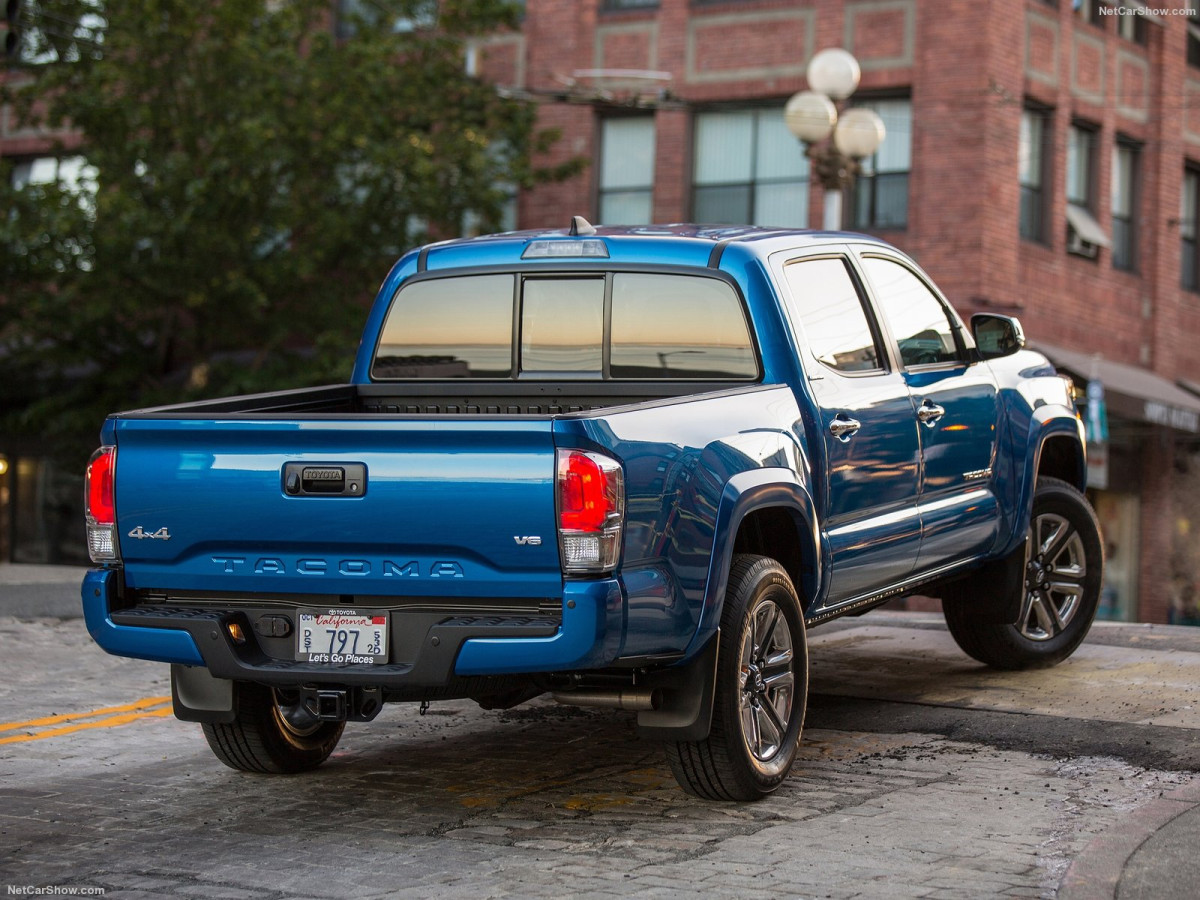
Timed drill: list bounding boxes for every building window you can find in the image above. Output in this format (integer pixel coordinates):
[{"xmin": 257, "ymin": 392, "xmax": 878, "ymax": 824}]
[
  {"xmin": 10, "ymin": 155, "xmax": 96, "ymax": 194},
  {"xmin": 1066, "ymin": 123, "xmax": 1108, "ymax": 258},
  {"xmin": 1189, "ymin": 2, "xmax": 1200, "ymax": 68},
  {"xmin": 692, "ymin": 107, "xmax": 809, "ymax": 227},
  {"xmin": 601, "ymin": 0, "xmax": 659, "ymax": 9},
  {"xmin": 848, "ymin": 98, "xmax": 911, "ymax": 230},
  {"xmin": 1067, "ymin": 125, "xmax": 1093, "ymax": 211},
  {"xmin": 1111, "ymin": 142, "xmax": 1139, "ymax": 272},
  {"xmin": 1117, "ymin": 9, "xmax": 1148, "ymax": 44},
  {"xmin": 2, "ymin": 1, "xmax": 104, "ymax": 66},
  {"xmin": 1073, "ymin": 0, "xmax": 1105, "ymax": 28},
  {"xmin": 336, "ymin": 0, "xmax": 436, "ymax": 38},
  {"xmin": 1182, "ymin": 168, "xmax": 1199, "ymax": 292},
  {"xmin": 1019, "ymin": 107, "xmax": 1049, "ymax": 243},
  {"xmin": 598, "ymin": 117, "xmax": 655, "ymax": 225}
]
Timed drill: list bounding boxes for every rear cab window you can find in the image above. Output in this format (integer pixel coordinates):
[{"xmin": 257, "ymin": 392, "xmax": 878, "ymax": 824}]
[{"xmin": 371, "ymin": 271, "xmax": 761, "ymax": 381}]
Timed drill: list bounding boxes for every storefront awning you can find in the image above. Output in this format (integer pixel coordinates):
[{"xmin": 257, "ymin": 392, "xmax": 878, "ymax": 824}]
[{"xmin": 1033, "ymin": 343, "xmax": 1200, "ymax": 434}]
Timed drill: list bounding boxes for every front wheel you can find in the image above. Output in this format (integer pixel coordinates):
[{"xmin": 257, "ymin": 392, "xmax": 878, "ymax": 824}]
[
  {"xmin": 943, "ymin": 477, "xmax": 1103, "ymax": 670},
  {"xmin": 666, "ymin": 555, "xmax": 808, "ymax": 801},
  {"xmin": 202, "ymin": 682, "xmax": 345, "ymax": 774}
]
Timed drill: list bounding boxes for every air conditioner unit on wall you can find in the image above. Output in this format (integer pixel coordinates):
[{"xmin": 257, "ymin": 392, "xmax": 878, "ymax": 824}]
[{"xmin": 1067, "ymin": 229, "xmax": 1099, "ymax": 259}]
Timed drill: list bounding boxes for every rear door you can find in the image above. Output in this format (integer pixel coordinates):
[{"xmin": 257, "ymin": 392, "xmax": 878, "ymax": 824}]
[
  {"xmin": 855, "ymin": 251, "xmax": 1003, "ymax": 572},
  {"xmin": 775, "ymin": 251, "xmax": 922, "ymax": 606}
]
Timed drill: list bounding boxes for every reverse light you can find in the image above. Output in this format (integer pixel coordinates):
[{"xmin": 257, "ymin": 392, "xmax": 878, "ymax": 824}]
[
  {"xmin": 85, "ymin": 446, "xmax": 120, "ymax": 563},
  {"xmin": 557, "ymin": 449, "xmax": 624, "ymax": 574}
]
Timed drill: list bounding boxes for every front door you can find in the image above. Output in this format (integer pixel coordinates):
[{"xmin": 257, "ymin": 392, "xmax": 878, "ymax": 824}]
[{"xmin": 857, "ymin": 253, "xmax": 1002, "ymax": 573}]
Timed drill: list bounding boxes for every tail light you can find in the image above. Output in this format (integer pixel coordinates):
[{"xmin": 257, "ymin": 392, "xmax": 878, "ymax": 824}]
[
  {"xmin": 85, "ymin": 446, "xmax": 120, "ymax": 563},
  {"xmin": 556, "ymin": 449, "xmax": 624, "ymax": 574}
]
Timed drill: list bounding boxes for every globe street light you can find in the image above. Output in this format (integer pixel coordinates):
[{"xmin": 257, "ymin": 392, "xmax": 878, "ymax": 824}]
[{"xmin": 785, "ymin": 48, "xmax": 886, "ymax": 231}]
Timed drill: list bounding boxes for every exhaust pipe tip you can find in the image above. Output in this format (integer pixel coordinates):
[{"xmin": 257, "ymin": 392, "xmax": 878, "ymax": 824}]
[{"xmin": 550, "ymin": 688, "xmax": 662, "ymax": 712}]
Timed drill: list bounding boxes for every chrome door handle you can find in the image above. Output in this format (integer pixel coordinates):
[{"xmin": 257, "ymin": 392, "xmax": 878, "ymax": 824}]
[
  {"xmin": 917, "ymin": 401, "xmax": 946, "ymax": 427},
  {"xmin": 829, "ymin": 415, "xmax": 861, "ymax": 441}
]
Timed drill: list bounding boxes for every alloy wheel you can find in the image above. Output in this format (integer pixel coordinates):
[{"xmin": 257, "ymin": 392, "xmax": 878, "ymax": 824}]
[
  {"xmin": 738, "ymin": 598, "xmax": 796, "ymax": 762},
  {"xmin": 1018, "ymin": 512, "xmax": 1087, "ymax": 641}
]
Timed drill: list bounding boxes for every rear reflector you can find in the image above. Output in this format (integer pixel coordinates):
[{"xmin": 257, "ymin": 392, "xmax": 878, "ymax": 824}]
[
  {"xmin": 557, "ymin": 449, "xmax": 624, "ymax": 574},
  {"xmin": 85, "ymin": 446, "xmax": 120, "ymax": 563}
]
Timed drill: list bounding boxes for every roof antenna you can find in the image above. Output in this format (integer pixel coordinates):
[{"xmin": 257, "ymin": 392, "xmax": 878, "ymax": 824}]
[{"xmin": 569, "ymin": 215, "xmax": 596, "ymax": 236}]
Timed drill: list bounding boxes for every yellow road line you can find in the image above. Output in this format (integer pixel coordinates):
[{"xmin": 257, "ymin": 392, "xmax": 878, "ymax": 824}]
[
  {"xmin": 0, "ymin": 706, "xmax": 174, "ymax": 746},
  {"xmin": 0, "ymin": 695, "xmax": 172, "ymax": 735}
]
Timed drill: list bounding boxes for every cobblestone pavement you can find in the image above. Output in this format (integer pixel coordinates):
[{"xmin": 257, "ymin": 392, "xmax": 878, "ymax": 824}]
[{"xmin": 0, "ymin": 614, "xmax": 1195, "ymax": 899}]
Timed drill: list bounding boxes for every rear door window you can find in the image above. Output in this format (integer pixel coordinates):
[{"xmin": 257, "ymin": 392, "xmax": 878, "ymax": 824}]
[{"xmin": 781, "ymin": 256, "xmax": 884, "ymax": 374}]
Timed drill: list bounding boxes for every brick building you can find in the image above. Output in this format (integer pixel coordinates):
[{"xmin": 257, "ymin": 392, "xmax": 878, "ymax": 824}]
[
  {"xmin": 5, "ymin": 0, "xmax": 1200, "ymax": 623},
  {"xmin": 475, "ymin": 0, "xmax": 1200, "ymax": 623}
]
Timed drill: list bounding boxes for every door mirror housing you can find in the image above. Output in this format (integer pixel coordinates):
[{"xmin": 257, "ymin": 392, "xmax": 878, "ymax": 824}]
[{"xmin": 971, "ymin": 314, "xmax": 1026, "ymax": 360}]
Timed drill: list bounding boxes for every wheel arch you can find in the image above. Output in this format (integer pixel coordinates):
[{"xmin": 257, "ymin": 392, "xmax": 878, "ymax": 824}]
[
  {"xmin": 691, "ymin": 468, "xmax": 820, "ymax": 657},
  {"xmin": 1036, "ymin": 432, "xmax": 1086, "ymax": 492},
  {"xmin": 1002, "ymin": 411, "xmax": 1086, "ymax": 558}
]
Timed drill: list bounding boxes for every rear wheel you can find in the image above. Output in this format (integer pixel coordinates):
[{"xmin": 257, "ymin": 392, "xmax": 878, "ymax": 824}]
[
  {"xmin": 667, "ymin": 555, "xmax": 808, "ymax": 801},
  {"xmin": 202, "ymin": 682, "xmax": 344, "ymax": 774},
  {"xmin": 943, "ymin": 477, "xmax": 1102, "ymax": 670}
]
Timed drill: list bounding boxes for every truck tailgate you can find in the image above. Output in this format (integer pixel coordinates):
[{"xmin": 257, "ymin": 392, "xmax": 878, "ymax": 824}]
[{"xmin": 110, "ymin": 417, "xmax": 562, "ymax": 599}]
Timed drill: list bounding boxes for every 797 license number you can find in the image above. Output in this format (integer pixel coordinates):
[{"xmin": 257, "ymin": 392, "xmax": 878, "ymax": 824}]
[{"xmin": 295, "ymin": 609, "xmax": 388, "ymax": 665}]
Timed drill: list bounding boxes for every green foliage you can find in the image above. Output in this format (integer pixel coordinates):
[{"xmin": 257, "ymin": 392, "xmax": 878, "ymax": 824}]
[{"xmin": 1, "ymin": 0, "xmax": 571, "ymax": 465}]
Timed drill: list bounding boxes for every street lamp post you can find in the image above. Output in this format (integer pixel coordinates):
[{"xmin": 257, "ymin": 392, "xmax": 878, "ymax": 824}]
[{"xmin": 784, "ymin": 48, "xmax": 886, "ymax": 231}]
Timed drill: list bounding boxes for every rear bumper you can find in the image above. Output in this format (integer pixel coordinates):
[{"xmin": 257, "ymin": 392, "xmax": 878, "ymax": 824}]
[{"xmin": 81, "ymin": 569, "xmax": 624, "ymax": 686}]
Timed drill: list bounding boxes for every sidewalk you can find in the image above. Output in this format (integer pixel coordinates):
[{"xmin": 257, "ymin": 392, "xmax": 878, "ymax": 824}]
[
  {"xmin": 808, "ymin": 611, "xmax": 1200, "ymax": 899},
  {"xmin": 1059, "ymin": 780, "xmax": 1200, "ymax": 900},
  {"xmin": 0, "ymin": 563, "xmax": 87, "ymax": 618}
]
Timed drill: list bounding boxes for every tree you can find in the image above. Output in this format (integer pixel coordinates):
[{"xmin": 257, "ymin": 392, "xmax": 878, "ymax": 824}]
[{"xmin": 0, "ymin": 0, "xmax": 573, "ymax": 463}]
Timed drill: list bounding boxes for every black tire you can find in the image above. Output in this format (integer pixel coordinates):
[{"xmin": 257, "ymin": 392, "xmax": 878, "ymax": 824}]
[
  {"xmin": 666, "ymin": 554, "xmax": 808, "ymax": 801},
  {"xmin": 202, "ymin": 682, "xmax": 344, "ymax": 774},
  {"xmin": 943, "ymin": 477, "xmax": 1103, "ymax": 670}
]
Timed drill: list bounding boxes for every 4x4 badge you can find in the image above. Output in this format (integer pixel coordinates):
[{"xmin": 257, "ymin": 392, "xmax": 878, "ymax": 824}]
[{"xmin": 128, "ymin": 526, "xmax": 171, "ymax": 541}]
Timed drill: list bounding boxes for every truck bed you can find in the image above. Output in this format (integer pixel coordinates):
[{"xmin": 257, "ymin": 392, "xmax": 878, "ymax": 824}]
[{"xmin": 116, "ymin": 382, "xmax": 752, "ymax": 419}]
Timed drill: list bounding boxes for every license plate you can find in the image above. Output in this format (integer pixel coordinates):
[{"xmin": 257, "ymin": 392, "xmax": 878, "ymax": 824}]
[{"xmin": 295, "ymin": 608, "xmax": 388, "ymax": 665}]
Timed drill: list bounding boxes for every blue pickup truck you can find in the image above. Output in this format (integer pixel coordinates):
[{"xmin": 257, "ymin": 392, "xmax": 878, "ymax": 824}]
[{"xmin": 82, "ymin": 221, "xmax": 1101, "ymax": 800}]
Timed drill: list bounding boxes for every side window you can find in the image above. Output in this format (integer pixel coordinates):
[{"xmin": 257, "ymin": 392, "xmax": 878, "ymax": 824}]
[
  {"xmin": 782, "ymin": 256, "xmax": 883, "ymax": 373},
  {"xmin": 861, "ymin": 256, "xmax": 962, "ymax": 368}
]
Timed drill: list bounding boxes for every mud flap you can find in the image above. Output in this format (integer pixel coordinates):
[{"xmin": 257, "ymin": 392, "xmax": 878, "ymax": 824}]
[
  {"xmin": 635, "ymin": 632, "xmax": 719, "ymax": 741},
  {"xmin": 171, "ymin": 664, "xmax": 237, "ymax": 724},
  {"xmin": 940, "ymin": 540, "xmax": 1027, "ymax": 624}
]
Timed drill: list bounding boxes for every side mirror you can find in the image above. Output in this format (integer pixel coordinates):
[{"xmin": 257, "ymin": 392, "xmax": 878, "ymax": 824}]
[{"xmin": 971, "ymin": 313, "xmax": 1026, "ymax": 360}]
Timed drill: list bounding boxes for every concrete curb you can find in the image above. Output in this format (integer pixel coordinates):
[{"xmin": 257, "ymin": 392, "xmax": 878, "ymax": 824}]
[
  {"xmin": 1057, "ymin": 781, "xmax": 1200, "ymax": 900},
  {"xmin": 0, "ymin": 564, "xmax": 87, "ymax": 618}
]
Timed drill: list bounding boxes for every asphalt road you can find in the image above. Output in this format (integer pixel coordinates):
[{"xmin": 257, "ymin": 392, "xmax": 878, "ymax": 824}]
[{"xmin": 0, "ymin": 586, "xmax": 1197, "ymax": 899}]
